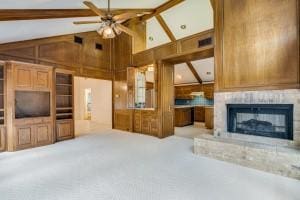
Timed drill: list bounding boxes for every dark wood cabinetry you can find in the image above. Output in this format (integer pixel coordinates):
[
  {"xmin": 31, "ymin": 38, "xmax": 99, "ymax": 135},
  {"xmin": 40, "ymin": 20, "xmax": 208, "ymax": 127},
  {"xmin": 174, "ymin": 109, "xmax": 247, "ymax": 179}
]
[
  {"xmin": 205, "ymin": 107, "xmax": 214, "ymax": 129},
  {"xmin": 175, "ymin": 107, "xmax": 193, "ymax": 127},
  {"xmin": 54, "ymin": 69, "xmax": 74, "ymax": 141},
  {"xmin": 194, "ymin": 106, "xmax": 205, "ymax": 122},
  {"xmin": 134, "ymin": 110, "xmax": 159, "ymax": 137}
]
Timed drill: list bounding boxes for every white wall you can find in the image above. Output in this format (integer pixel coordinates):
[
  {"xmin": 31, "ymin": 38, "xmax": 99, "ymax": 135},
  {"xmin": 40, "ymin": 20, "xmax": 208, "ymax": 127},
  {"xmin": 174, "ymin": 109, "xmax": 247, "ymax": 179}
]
[{"xmin": 74, "ymin": 77, "xmax": 112, "ymax": 126}]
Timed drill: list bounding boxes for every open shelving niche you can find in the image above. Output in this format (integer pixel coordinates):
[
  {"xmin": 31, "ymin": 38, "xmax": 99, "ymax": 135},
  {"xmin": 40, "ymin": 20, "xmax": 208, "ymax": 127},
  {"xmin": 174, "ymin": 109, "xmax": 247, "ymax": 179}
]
[{"xmin": 55, "ymin": 73, "xmax": 73, "ymax": 120}]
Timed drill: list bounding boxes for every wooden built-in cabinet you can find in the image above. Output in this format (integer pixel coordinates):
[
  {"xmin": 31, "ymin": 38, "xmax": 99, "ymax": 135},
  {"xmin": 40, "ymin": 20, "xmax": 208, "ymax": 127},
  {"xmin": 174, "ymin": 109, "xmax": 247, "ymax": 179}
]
[
  {"xmin": 205, "ymin": 107, "xmax": 214, "ymax": 129},
  {"xmin": 134, "ymin": 110, "xmax": 159, "ymax": 137},
  {"xmin": 6, "ymin": 61, "xmax": 54, "ymax": 151},
  {"xmin": 54, "ymin": 69, "xmax": 74, "ymax": 141},
  {"xmin": 175, "ymin": 107, "xmax": 193, "ymax": 127},
  {"xmin": 194, "ymin": 106, "xmax": 205, "ymax": 122},
  {"xmin": 175, "ymin": 84, "xmax": 214, "ymax": 100}
]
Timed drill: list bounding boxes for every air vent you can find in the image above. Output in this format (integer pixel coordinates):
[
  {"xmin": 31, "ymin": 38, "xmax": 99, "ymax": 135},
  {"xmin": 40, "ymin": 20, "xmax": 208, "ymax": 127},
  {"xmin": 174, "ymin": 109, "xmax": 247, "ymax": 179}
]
[
  {"xmin": 95, "ymin": 43, "xmax": 103, "ymax": 50},
  {"xmin": 74, "ymin": 36, "xmax": 83, "ymax": 44},
  {"xmin": 198, "ymin": 37, "xmax": 212, "ymax": 48}
]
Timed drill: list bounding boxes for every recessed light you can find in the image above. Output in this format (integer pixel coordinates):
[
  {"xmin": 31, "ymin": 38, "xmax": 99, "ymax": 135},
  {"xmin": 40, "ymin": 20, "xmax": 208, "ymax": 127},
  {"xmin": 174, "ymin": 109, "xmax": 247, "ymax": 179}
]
[
  {"xmin": 180, "ymin": 25, "xmax": 186, "ymax": 29},
  {"xmin": 176, "ymin": 75, "xmax": 182, "ymax": 79},
  {"xmin": 149, "ymin": 36, "xmax": 154, "ymax": 41}
]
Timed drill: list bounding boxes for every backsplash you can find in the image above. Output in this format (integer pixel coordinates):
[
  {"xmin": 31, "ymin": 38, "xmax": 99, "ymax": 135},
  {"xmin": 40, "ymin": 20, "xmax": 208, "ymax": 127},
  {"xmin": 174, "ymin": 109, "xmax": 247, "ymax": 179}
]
[{"xmin": 175, "ymin": 96, "xmax": 214, "ymax": 106}]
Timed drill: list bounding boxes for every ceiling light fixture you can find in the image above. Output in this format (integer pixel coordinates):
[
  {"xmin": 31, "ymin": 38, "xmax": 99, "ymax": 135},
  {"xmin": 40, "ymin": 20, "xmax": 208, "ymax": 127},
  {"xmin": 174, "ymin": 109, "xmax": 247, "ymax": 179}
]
[{"xmin": 180, "ymin": 24, "xmax": 187, "ymax": 29}]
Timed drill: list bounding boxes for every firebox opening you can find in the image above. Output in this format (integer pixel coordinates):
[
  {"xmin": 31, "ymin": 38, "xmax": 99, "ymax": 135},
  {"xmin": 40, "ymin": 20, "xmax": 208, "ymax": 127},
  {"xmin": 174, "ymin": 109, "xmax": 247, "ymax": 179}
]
[{"xmin": 227, "ymin": 104, "xmax": 293, "ymax": 140}]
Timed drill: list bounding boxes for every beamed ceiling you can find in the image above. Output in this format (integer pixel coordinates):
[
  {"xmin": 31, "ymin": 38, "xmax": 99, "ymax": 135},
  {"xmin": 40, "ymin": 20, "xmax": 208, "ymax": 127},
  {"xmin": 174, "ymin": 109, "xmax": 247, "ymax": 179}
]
[{"xmin": 0, "ymin": 0, "xmax": 214, "ymax": 84}]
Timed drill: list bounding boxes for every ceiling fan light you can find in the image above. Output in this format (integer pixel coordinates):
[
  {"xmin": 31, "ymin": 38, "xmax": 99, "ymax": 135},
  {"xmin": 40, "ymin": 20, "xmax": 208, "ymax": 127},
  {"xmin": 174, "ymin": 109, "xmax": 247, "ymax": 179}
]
[
  {"xmin": 113, "ymin": 26, "xmax": 122, "ymax": 35},
  {"xmin": 97, "ymin": 27, "xmax": 105, "ymax": 35},
  {"xmin": 103, "ymin": 26, "xmax": 115, "ymax": 39}
]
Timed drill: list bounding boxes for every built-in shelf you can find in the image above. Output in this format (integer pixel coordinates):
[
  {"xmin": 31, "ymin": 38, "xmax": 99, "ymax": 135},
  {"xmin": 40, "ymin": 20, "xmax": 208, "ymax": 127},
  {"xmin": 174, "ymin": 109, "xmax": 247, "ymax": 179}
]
[
  {"xmin": 56, "ymin": 107, "xmax": 73, "ymax": 110},
  {"xmin": 0, "ymin": 109, "xmax": 4, "ymax": 112},
  {"xmin": 56, "ymin": 113, "xmax": 73, "ymax": 116},
  {"xmin": 57, "ymin": 95, "xmax": 72, "ymax": 97},
  {"xmin": 56, "ymin": 83, "xmax": 72, "ymax": 87}
]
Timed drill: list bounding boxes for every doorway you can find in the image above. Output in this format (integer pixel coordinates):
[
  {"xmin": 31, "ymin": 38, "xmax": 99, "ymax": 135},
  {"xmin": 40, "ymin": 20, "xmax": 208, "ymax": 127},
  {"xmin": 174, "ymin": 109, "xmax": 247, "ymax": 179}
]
[{"xmin": 74, "ymin": 77, "xmax": 112, "ymax": 135}]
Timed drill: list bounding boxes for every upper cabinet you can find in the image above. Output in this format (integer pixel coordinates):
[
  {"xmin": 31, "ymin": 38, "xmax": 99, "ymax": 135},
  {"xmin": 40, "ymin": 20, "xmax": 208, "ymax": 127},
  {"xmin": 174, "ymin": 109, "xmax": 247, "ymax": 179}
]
[
  {"xmin": 214, "ymin": 0, "xmax": 299, "ymax": 91},
  {"xmin": 13, "ymin": 62, "xmax": 52, "ymax": 91}
]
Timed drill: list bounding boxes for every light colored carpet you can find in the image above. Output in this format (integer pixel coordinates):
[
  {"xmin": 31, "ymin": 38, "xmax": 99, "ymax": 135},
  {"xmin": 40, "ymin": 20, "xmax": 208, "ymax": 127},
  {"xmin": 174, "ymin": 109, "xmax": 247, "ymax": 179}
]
[{"xmin": 0, "ymin": 130, "xmax": 299, "ymax": 200}]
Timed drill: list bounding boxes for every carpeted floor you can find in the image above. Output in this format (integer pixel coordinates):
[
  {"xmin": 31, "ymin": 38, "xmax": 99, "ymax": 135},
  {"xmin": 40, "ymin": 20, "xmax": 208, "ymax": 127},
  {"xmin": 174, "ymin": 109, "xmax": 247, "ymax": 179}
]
[{"xmin": 0, "ymin": 130, "xmax": 299, "ymax": 200}]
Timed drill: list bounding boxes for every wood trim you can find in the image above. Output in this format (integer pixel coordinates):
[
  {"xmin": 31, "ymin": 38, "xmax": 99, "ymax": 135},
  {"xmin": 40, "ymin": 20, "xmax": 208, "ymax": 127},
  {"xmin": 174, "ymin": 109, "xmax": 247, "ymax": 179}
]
[
  {"xmin": 0, "ymin": 9, "xmax": 155, "ymax": 21},
  {"xmin": 140, "ymin": 0, "xmax": 185, "ymax": 21},
  {"xmin": 186, "ymin": 61, "xmax": 202, "ymax": 83}
]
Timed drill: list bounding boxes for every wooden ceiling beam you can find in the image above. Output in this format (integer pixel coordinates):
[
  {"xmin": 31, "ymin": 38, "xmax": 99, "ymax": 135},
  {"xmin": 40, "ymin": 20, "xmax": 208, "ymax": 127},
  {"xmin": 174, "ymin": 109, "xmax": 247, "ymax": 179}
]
[
  {"xmin": 0, "ymin": 9, "xmax": 155, "ymax": 21},
  {"xmin": 156, "ymin": 13, "xmax": 202, "ymax": 84},
  {"xmin": 186, "ymin": 62, "xmax": 202, "ymax": 84},
  {"xmin": 140, "ymin": 0, "xmax": 185, "ymax": 22},
  {"xmin": 155, "ymin": 14, "xmax": 176, "ymax": 41}
]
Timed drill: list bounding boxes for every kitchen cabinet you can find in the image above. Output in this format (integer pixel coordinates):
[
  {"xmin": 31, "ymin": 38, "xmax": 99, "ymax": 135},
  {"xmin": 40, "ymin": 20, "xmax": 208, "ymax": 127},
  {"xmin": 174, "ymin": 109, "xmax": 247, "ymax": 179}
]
[
  {"xmin": 175, "ymin": 107, "xmax": 193, "ymax": 127},
  {"xmin": 205, "ymin": 107, "xmax": 214, "ymax": 129},
  {"xmin": 194, "ymin": 106, "xmax": 205, "ymax": 122}
]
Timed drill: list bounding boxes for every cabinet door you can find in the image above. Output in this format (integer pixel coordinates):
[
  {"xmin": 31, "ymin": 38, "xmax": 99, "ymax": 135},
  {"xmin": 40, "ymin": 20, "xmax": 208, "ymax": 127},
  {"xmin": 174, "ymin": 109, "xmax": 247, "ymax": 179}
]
[
  {"xmin": 141, "ymin": 115, "xmax": 150, "ymax": 135},
  {"xmin": 0, "ymin": 127, "xmax": 6, "ymax": 151},
  {"xmin": 134, "ymin": 111, "xmax": 141, "ymax": 133},
  {"xmin": 150, "ymin": 118, "xmax": 159, "ymax": 137},
  {"xmin": 15, "ymin": 125, "xmax": 35, "ymax": 150},
  {"xmin": 56, "ymin": 120, "xmax": 74, "ymax": 141},
  {"xmin": 36, "ymin": 123, "xmax": 53, "ymax": 146},
  {"xmin": 14, "ymin": 66, "xmax": 33, "ymax": 90},
  {"xmin": 34, "ymin": 69, "xmax": 51, "ymax": 90}
]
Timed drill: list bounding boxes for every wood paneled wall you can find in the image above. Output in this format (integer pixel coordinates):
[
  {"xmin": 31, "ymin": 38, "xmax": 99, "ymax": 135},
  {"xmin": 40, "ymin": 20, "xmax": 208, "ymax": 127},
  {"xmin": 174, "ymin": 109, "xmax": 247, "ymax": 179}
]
[
  {"xmin": 112, "ymin": 33, "xmax": 133, "ymax": 131},
  {"xmin": 214, "ymin": 0, "xmax": 300, "ymax": 91},
  {"xmin": 0, "ymin": 31, "xmax": 112, "ymax": 80}
]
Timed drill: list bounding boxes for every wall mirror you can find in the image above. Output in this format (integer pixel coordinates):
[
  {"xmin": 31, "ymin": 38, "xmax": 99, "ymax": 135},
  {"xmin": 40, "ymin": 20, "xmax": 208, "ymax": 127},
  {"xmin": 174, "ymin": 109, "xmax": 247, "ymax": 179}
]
[{"xmin": 127, "ymin": 64, "xmax": 156, "ymax": 109}]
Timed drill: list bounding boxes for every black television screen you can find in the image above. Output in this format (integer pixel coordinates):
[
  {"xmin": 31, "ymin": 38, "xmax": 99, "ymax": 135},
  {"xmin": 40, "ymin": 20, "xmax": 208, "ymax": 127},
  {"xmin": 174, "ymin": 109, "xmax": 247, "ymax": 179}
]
[{"xmin": 15, "ymin": 91, "xmax": 50, "ymax": 119}]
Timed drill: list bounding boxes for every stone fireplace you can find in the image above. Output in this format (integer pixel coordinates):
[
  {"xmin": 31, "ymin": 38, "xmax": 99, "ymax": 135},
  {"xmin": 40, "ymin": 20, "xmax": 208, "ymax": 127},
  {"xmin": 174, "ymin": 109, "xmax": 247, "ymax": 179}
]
[
  {"xmin": 214, "ymin": 89, "xmax": 300, "ymax": 145},
  {"xmin": 194, "ymin": 89, "xmax": 300, "ymax": 179}
]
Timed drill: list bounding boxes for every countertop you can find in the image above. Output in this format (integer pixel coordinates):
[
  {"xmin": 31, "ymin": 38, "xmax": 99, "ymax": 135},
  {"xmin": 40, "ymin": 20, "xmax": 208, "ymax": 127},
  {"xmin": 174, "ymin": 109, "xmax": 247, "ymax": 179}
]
[{"xmin": 174, "ymin": 105, "xmax": 214, "ymax": 109}]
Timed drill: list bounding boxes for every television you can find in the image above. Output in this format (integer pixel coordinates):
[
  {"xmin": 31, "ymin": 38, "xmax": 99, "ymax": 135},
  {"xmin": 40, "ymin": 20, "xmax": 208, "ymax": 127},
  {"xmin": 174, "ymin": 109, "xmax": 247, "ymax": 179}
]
[{"xmin": 15, "ymin": 91, "xmax": 50, "ymax": 119}]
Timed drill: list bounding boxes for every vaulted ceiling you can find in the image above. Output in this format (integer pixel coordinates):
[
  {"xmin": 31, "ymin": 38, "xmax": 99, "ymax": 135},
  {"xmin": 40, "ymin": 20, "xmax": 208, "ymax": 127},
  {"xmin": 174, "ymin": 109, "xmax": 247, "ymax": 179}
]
[{"xmin": 0, "ymin": 0, "xmax": 214, "ymax": 84}]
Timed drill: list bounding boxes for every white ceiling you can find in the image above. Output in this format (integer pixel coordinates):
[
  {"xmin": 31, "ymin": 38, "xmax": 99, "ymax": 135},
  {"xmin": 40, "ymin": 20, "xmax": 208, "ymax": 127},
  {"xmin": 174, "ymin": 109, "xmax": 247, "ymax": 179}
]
[
  {"xmin": 0, "ymin": 17, "xmax": 101, "ymax": 44},
  {"xmin": 0, "ymin": 0, "xmax": 214, "ymax": 84},
  {"xmin": 146, "ymin": 0, "xmax": 213, "ymax": 48},
  {"xmin": 0, "ymin": 0, "xmax": 166, "ymax": 9},
  {"xmin": 174, "ymin": 57, "xmax": 214, "ymax": 85}
]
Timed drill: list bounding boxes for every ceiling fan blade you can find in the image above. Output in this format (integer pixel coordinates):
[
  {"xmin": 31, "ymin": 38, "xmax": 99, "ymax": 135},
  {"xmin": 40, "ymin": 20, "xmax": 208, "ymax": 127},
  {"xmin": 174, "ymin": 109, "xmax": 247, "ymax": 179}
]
[
  {"xmin": 83, "ymin": 1, "xmax": 106, "ymax": 17},
  {"xmin": 115, "ymin": 24, "xmax": 136, "ymax": 37},
  {"xmin": 73, "ymin": 20, "xmax": 102, "ymax": 25},
  {"xmin": 113, "ymin": 12, "xmax": 138, "ymax": 22}
]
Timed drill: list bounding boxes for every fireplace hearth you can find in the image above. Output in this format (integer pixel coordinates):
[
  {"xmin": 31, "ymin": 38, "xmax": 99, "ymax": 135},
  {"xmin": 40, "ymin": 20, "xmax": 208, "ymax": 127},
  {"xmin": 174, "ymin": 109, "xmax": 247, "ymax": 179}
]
[{"xmin": 227, "ymin": 104, "xmax": 293, "ymax": 140}]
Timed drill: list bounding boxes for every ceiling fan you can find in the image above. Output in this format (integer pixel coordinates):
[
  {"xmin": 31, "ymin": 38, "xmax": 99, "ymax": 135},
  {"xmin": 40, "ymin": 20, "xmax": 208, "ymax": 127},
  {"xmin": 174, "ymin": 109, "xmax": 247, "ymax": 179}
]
[{"xmin": 73, "ymin": 0, "xmax": 142, "ymax": 39}]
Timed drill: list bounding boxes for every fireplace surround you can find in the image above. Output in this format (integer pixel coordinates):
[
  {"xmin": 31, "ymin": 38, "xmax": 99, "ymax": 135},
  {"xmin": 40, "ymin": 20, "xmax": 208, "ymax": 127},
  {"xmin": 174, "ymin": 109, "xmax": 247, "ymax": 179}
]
[{"xmin": 227, "ymin": 104, "xmax": 293, "ymax": 140}]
